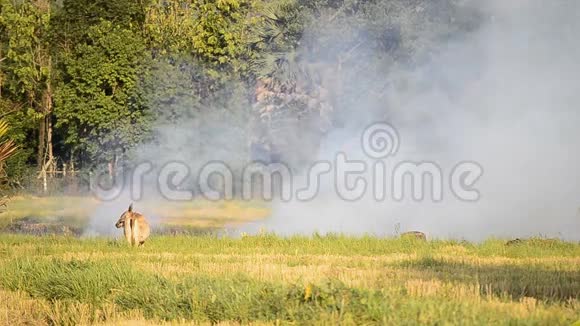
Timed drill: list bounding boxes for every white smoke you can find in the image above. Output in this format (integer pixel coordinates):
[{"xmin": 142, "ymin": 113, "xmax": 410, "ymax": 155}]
[
  {"xmin": 85, "ymin": 1, "xmax": 580, "ymax": 241},
  {"xmin": 241, "ymin": 1, "xmax": 580, "ymax": 241}
]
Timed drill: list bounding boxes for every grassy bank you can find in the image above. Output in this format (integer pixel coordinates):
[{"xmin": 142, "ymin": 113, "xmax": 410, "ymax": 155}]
[{"xmin": 0, "ymin": 235, "xmax": 578, "ymax": 325}]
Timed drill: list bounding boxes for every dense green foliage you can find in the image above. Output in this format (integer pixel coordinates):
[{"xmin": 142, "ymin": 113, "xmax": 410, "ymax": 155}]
[
  {"xmin": 0, "ymin": 0, "xmax": 484, "ymax": 191},
  {"xmin": 55, "ymin": 20, "xmax": 149, "ymax": 164}
]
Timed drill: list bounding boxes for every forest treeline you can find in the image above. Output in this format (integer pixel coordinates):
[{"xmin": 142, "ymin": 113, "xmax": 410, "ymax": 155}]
[{"xmin": 0, "ymin": 0, "xmax": 484, "ymax": 193}]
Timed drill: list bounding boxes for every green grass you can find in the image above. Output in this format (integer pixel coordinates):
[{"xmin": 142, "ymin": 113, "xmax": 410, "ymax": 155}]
[
  {"xmin": 0, "ymin": 256, "xmax": 577, "ymax": 325},
  {"xmin": 0, "ymin": 234, "xmax": 578, "ymax": 325},
  {"xmin": 0, "ymin": 198, "xmax": 578, "ymax": 324}
]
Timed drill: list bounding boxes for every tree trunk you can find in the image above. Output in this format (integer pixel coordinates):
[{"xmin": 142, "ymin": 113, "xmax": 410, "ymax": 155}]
[
  {"xmin": 46, "ymin": 114, "xmax": 54, "ymax": 176},
  {"xmin": 40, "ymin": 55, "xmax": 54, "ymax": 175},
  {"xmin": 45, "ymin": 55, "xmax": 54, "ymax": 173},
  {"xmin": 42, "ymin": 168, "xmax": 47, "ymax": 194},
  {"xmin": 70, "ymin": 150, "xmax": 76, "ymax": 177},
  {"xmin": 37, "ymin": 118, "xmax": 45, "ymax": 168},
  {"xmin": 38, "ymin": 55, "xmax": 54, "ymax": 189}
]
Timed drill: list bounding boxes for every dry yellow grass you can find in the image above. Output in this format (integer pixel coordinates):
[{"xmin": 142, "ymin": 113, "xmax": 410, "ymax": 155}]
[
  {"xmin": 0, "ymin": 235, "xmax": 578, "ymax": 325},
  {"xmin": 0, "ymin": 197, "xmax": 578, "ymax": 325},
  {"xmin": 53, "ymin": 251, "xmax": 580, "ymax": 289},
  {"xmin": 0, "ymin": 289, "xmax": 152, "ymax": 326}
]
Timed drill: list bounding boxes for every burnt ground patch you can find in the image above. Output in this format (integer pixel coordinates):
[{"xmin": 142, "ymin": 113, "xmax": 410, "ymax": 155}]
[{"xmin": 1, "ymin": 216, "xmax": 85, "ymax": 236}]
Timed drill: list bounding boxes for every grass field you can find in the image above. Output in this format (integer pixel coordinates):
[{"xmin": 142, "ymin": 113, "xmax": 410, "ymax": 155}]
[{"xmin": 0, "ymin": 197, "xmax": 578, "ymax": 325}]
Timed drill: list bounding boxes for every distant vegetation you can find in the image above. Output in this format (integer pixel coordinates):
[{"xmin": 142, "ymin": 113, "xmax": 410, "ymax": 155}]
[{"xmin": 0, "ymin": 0, "xmax": 484, "ymax": 194}]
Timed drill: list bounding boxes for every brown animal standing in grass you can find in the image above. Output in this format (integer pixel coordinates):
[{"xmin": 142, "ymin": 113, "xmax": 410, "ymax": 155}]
[{"xmin": 115, "ymin": 204, "xmax": 150, "ymax": 246}]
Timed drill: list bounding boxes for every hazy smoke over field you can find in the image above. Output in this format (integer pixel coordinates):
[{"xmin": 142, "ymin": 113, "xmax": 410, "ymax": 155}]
[
  {"xmin": 243, "ymin": 1, "xmax": 580, "ymax": 240},
  {"xmin": 86, "ymin": 1, "xmax": 580, "ymax": 240}
]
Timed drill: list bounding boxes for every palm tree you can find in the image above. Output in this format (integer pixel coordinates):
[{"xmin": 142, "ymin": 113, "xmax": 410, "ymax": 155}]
[
  {"xmin": 0, "ymin": 119, "xmax": 18, "ymax": 164},
  {"xmin": 0, "ymin": 119, "xmax": 18, "ymax": 209},
  {"xmin": 249, "ymin": 3, "xmax": 334, "ymax": 168}
]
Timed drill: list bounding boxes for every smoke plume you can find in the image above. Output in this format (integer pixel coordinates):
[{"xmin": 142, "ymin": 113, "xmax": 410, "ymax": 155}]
[
  {"xmin": 86, "ymin": 1, "xmax": 580, "ymax": 241},
  {"xmin": 242, "ymin": 1, "xmax": 580, "ymax": 240}
]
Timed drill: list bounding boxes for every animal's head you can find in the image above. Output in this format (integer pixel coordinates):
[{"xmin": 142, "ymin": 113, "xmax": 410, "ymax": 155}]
[{"xmin": 115, "ymin": 204, "xmax": 134, "ymax": 228}]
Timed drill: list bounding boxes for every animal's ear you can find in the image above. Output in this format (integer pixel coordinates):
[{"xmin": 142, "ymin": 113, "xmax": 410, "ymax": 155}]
[{"xmin": 128, "ymin": 203, "xmax": 133, "ymax": 212}]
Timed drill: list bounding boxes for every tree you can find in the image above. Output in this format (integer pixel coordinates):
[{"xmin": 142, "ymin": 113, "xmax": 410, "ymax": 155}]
[
  {"xmin": 55, "ymin": 20, "xmax": 150, "ymax": 174},
  {"xmin": 247, "ymin": 0, "xmax": 483, "ymax": 168},
  {"xmin": 144, "ymin": 0, "xmax": 260, "ymax": 77},
  {"xmin": 0, "ymin": 0, "xmax": 487, "ymax": 192},
  {"xmin": 51, "ymin": 0, "xmax": 147, "ymax": 46},
  {"xmin": 249, "ymin": 0, "xmax": 334, "ymax": 168},
  {"xmin": 0, "ymin": 0, "xmax": 55, "ymax": 173}
]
